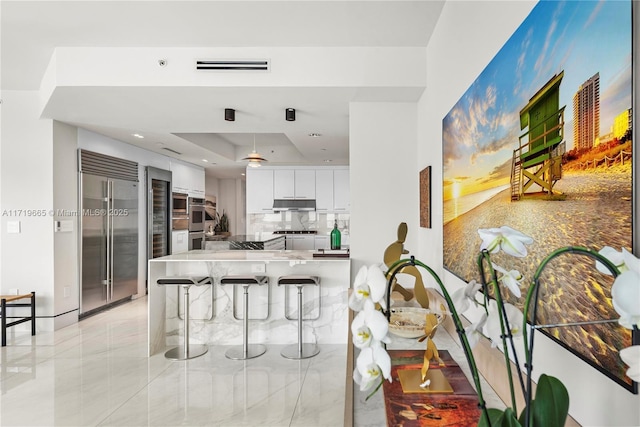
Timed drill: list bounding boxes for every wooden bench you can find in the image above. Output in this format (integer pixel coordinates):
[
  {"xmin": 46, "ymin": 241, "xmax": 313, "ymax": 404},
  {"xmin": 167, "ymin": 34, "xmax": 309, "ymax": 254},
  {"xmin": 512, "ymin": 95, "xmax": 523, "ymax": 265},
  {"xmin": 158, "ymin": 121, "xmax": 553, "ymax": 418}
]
[{"xmin": 1, "ymin": 292, "xmax": 36, "ymax": 346}]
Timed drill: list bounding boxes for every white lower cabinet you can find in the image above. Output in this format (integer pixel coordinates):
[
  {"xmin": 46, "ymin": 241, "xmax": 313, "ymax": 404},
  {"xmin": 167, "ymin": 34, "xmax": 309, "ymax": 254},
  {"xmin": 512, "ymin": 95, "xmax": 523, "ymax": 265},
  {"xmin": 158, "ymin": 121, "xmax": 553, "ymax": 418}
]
[
  {"xmin": 314, "ymin": 236, "xmax": 329, "ymax": 250},
  {"xmin": 286, "ymin": 235, "xmax": 315, "ymax": 250},
  {"xmin": 172, "ymin": 230, "xmax": 189, "ymax": 254}
]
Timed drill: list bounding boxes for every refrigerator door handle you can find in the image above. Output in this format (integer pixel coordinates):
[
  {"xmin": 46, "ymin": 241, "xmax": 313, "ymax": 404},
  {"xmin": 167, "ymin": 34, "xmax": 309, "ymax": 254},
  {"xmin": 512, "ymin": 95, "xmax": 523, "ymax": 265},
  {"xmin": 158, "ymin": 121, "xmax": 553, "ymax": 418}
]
[{"xmin": 107, "ymin": 179, "xmax": 113, "ymax": 302}]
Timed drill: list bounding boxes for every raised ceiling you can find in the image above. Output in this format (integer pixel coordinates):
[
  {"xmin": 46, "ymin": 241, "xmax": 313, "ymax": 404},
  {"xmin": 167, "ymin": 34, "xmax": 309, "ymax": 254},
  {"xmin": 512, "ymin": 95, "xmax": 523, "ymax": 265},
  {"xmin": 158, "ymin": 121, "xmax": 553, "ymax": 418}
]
[{"xmin": 1, "ymin": 1, "xmax": 444, "ymax": 178}]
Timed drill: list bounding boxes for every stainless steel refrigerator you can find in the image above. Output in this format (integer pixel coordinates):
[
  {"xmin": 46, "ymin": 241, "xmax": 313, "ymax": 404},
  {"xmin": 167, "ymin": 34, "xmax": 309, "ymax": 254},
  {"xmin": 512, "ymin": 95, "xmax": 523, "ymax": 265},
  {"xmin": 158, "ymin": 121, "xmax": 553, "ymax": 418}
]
[{"xmin": 79, "ymin": 150, "xmax": 139, "ymax": 316}]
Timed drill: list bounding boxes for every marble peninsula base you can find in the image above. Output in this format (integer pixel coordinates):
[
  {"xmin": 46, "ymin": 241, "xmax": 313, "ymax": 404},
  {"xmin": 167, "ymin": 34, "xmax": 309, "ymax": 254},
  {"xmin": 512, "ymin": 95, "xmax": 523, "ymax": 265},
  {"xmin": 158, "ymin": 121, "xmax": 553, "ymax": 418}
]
[{"xmin": 148, "ymin": 250, "xmax": 351, "ymax": 356}]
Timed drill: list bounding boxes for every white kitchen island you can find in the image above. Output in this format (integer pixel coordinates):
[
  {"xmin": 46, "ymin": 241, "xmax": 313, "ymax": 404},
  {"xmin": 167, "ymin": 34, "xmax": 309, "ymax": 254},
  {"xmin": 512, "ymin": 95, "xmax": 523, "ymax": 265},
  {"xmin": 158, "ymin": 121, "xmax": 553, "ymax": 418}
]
[{"xmin": 148, "ymin": 250, "xmax": 351, "ymax": 356}]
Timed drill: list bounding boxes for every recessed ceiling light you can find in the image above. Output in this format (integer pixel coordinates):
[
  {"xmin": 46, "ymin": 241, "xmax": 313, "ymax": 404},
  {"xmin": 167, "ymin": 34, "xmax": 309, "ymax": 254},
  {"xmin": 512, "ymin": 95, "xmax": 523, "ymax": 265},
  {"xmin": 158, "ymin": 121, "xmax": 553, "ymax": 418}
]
[
  {"xmin": 241, "ymin": 173, "xmax": 246, "ymax": 176},
  {"xmin": 132, "ymin": 133, "xmax": 144, "ymax": 138},
  {"xmin": 202, "ymin": 159, "xmax": 209, "ymax": 162},
  {"xmin": 308, "ymin": 133, "xmax": 322, "ymax": 137}
]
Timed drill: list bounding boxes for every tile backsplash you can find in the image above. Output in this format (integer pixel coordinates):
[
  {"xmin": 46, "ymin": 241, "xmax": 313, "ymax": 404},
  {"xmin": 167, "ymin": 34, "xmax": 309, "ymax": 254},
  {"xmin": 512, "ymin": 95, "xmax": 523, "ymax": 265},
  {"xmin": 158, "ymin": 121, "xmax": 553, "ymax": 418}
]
[{"xmin": 247, "ymin": 211, "xmax": 350, "ymax": 238}]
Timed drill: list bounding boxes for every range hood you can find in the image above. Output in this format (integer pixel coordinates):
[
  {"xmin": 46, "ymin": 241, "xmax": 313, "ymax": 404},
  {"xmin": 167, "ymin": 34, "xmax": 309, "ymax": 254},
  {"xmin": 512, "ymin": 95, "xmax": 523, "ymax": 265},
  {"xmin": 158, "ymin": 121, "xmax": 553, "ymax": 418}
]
[{"xmin": 272, "ymin": 199, "xmax": 316, "ymax": 211}]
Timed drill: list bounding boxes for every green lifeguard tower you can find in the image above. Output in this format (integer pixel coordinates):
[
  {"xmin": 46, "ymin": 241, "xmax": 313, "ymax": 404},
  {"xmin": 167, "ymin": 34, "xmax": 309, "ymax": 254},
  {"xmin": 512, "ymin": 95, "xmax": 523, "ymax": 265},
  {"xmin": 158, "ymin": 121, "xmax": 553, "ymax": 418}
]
[{"xmin": 511, "ymin": 71, "xmax": 566, "ymax": 200}]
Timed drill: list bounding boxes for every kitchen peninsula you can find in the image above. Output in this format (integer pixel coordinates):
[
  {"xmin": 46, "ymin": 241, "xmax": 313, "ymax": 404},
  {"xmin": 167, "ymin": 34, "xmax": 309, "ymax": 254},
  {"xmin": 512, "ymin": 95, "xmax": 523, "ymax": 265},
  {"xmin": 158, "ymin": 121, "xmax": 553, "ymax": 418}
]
[{"xmin": 148, "ymin": 249, "xmax": 350, "ymax": 356}]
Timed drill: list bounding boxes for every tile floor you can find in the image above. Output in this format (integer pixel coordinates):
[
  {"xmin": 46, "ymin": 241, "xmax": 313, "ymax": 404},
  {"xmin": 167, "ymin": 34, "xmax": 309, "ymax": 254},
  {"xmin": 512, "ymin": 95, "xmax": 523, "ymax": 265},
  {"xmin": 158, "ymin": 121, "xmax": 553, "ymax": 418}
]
[
  {"xmin": 1, "ymin": 296, "xmax": 504, "ymax": 426},
  {"xmin": 0, "ymin": 297, "xmax": 346, "ymax": 426}
]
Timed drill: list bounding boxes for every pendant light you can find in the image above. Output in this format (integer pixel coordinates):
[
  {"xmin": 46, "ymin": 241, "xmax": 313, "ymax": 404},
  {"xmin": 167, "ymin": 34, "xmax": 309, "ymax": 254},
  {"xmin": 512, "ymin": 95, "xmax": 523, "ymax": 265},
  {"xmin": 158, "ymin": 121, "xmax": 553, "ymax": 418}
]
[{"xmin": 242, "ymin": 134, "xmax": 267, "ymax": 168}]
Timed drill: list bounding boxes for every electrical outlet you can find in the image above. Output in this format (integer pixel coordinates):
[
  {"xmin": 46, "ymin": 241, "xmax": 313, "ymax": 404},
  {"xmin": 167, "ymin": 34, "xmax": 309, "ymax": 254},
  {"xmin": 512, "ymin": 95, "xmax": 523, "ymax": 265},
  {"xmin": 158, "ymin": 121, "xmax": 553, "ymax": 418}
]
[
  {"xmin": 8, "ymin": 288, "xmax": 19, "ymax": 295},
  {"xmin": 251, "ymin": 263, "xmax": 266, "ymax": 273}
]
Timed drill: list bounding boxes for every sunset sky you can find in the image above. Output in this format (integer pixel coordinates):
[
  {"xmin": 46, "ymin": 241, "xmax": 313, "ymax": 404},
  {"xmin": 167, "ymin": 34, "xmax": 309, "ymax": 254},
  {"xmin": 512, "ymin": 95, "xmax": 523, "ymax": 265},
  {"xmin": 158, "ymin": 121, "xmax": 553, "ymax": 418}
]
[{"xmin": 442, "ymin": 0, "xmax": 632, "ymax": 202}]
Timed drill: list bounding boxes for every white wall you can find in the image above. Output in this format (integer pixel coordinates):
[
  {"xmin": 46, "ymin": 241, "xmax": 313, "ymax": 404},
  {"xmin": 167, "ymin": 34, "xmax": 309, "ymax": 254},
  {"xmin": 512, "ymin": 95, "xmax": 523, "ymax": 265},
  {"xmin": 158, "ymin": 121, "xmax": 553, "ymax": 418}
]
[
  {"xmin": 0, "ymin": 91, "xmax": 56, "ymax": 328},
  {"xmin": 205, "ymin": 174, "xmax": 220, "ymax": 201},
  {"xmin": 52, "ymin": 121, "xmax": 79, "ymax": 329},
  {"xmin": 349, "ymin": 102, "xmax": 419, "ymax": 275},
  {"xmin": 421, "ymin": 1, "xmax": 639, "ymax": 425},
  {"xmin": 215, "ymin": 178, "xmax": 244, "ymax": 236}
]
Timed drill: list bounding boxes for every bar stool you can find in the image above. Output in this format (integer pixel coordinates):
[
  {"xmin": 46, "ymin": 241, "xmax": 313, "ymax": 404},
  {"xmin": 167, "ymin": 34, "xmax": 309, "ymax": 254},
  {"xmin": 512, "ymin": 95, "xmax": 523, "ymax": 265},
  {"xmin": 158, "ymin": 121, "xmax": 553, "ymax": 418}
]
[
  {"xmin": 277, "ymin": 275, "xmax": 320, "ymax": 359},
  {"xmin": 220, "ymin": 275, "xmax": 269, "ymax": 360},
  {"xmin": 156, "ymin": 276, "xmax": 212, "ymax": 360}
]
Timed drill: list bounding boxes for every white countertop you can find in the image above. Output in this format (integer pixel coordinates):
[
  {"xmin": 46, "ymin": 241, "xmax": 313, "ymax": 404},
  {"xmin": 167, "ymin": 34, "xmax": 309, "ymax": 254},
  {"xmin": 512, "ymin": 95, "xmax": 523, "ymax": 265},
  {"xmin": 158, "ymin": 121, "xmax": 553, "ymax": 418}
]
[{"xmin": 148, "ymin": 249, "xmax": 350, "ymax": 262}]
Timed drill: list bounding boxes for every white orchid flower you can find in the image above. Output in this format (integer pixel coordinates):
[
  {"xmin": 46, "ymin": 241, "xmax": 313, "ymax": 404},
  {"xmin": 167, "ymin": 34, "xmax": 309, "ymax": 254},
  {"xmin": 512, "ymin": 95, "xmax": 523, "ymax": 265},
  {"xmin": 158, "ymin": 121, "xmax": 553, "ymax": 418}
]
[
  {"xmin": 610, "ymin": 250, "xmax": 640, "ymax": 329},
  {"xmin": 349, "ymin": 264, "xmax": 388, "ymax": 312},
  {"xmin": 486, "ymin": 301, "xmax": 524, "ymax": 348},
  {"xmin": 464, "ymin": 313, "xmax": 488, "ymax": 349},
  {"xmin": 612, "ymin": 299, "xmax": 640, "ymax": 330},
  {"xmin": 353, "ymin": 344, "xmax": 392, "ymax": 391},
  {"xmin": 478, "ymin": 226, "xmax": 533, "ymax": 258},
  {"xmin": 351, "ymin": 305, "xmax": 391, "ymax": 349},
  {"xmin": 452, "ymin": 280, "xmax": 482, "ymax": 313},
  {"xmin": 619, "ymin": 345, "xmax": 640, "ymax": 382},
  {"xmin": 596, "ymin": 246, "xmax": 629, "ymax": 275},
  {"xmin": 492, "ymin": 263, "xmax": 524, "ymax": 298}
]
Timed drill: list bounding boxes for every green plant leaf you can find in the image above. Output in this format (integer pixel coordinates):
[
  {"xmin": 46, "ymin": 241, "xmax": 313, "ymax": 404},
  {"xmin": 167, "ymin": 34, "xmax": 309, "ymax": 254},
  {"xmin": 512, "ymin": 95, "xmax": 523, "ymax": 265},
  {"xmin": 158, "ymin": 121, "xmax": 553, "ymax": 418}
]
[
  {"xmin": 480, "ymin": 408, "xmax": 522, "ymax": 427},
  {"xmin": 525, "ymin": 374, "xmax": 569, "ymax": 427},
  {"xmin": 479, "ymin": 408, "xmax": 522, "ymax": 427}
]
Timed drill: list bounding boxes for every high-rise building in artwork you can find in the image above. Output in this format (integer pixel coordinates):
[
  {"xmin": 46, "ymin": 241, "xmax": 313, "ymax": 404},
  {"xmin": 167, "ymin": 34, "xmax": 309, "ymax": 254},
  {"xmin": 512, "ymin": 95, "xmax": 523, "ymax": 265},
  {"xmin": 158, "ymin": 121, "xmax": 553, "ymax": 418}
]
[
  {"xmin": 613, "ymin": 108, "xmax": 632, "ymax": 140},
  {"xmin": 572, "ymin": 72, "xmax": 600, "ymax": 150}
]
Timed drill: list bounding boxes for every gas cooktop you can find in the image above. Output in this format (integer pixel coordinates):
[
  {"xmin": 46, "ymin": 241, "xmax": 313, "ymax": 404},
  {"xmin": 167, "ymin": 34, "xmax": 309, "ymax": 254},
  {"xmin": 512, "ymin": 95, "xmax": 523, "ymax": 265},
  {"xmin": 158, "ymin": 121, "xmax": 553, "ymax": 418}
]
[{"xmin": 273, "ymin": 230, "xmax": 318, "ymax": 235}]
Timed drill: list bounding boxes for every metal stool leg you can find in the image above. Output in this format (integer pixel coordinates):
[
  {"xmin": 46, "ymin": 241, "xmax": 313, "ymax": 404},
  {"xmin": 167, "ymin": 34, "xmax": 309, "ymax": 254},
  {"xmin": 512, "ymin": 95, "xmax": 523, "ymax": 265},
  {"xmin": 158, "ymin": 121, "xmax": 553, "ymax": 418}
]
[
  {"xmin": 281, "ymin": 284, "xmax": 319, "ymax": 360},
  {"xmin": 165, "ymin": 285, "xmax": 208, "ymax": 360},
  {"xmin": 226, "ymin": 283, "xmax": 266, "ymax": 360}
]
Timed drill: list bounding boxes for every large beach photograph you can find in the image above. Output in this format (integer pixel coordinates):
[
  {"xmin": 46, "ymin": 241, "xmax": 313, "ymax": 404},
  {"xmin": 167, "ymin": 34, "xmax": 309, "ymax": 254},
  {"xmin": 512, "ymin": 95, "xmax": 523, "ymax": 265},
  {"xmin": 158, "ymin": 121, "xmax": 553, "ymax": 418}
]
[{"xmin": 442, "ymin": 1, "xmax": 634, "ymax": 389}]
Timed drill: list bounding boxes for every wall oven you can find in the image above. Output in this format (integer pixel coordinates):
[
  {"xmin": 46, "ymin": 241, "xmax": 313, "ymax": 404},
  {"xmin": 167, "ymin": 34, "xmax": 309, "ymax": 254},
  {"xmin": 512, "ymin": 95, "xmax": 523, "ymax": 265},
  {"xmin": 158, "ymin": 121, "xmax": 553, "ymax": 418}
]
[
  {"xmin": 188, "ymin": 231, "xmax": 205, "ymax": 250},
  {"xmin": 188, "ymin": 197, "xmax": 205, "ymax": 232},
  {"xmin": 172, "ymin": 192, "xmax": 189, "ymax": 230}
]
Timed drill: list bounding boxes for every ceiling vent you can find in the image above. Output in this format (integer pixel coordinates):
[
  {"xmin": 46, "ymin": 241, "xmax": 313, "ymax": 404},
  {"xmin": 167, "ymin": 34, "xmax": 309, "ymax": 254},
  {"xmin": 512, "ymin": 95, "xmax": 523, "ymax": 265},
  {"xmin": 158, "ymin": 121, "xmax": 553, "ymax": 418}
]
[
  {"xmin": 196, "ymin": 59, "xmax": 270, "ymax": 71},
  {"xmin": 162, "ymin": 147, "xmax": 182, "ymax": 155}
]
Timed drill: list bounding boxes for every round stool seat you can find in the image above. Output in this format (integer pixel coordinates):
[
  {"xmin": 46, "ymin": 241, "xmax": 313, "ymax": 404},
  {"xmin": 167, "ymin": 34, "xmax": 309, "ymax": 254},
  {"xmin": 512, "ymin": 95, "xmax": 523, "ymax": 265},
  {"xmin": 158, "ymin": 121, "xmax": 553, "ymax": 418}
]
[{"xmin": 220, "ymin": 276, "xmax": 268, "ymax": 286}]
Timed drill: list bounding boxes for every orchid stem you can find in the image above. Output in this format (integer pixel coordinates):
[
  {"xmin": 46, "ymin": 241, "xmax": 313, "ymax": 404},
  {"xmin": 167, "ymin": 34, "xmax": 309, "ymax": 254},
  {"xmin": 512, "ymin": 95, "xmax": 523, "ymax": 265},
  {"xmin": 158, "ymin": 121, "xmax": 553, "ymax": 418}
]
[{"xmin": 479, "ymin": 251, "xmax": 525, "ymax": 414}]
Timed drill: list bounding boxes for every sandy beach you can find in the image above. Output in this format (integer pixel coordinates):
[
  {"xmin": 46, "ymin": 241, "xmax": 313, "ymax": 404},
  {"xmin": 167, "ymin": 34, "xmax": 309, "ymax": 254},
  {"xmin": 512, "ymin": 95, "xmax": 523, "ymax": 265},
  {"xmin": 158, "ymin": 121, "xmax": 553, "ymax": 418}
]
[{"xmin": 443, "ymin": 167, "xmax": 633, "ymax": 386}]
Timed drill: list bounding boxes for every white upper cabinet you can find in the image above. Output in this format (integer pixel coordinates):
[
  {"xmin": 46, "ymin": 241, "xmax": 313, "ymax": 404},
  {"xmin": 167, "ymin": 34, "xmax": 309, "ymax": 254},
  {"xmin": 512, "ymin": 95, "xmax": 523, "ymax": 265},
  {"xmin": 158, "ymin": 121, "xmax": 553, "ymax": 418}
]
[
  {"xmin": 246, "ymin": 168, "xmax": 274, "ymax": 213},
  {"xmin": 171, "ymin": 162, "xmax": 204, "ymax": 197},
  {"xmin": 294, "ymin": 170, "xmax": 316, "ymax": 199},
  {"xmin": 246, "ymin": 166, "xmax": 348, "ymax": 213},
  {"xmin": 274, "ymin": 169, "xmax": 316, "ymax": 199},
  {"xmin": 171, "ymin": 162, "xmax": 188, "ymax": 193},
  {"xmin": 188, "ymin": 167, "xmax": 205, "ymax": 197},
  {"xmin": 333, "ymin": 169, "xmax": 350, "ymax": 211},
  {"xmin": 274, "ymin": 170, "xmax": 295, "ymax": 199},
  {"xmin": 315, "ymin": 169, "xmax": 334, "ymax": 211}
]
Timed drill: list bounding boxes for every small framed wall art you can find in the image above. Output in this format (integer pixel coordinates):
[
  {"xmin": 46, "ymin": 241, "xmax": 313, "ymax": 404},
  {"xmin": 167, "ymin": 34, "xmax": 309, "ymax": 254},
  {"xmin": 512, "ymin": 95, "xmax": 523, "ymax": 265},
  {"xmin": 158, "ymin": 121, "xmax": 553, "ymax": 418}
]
[{"xmin": 419, "ymin": 166, "xmax": 431, "ymax": 228}]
